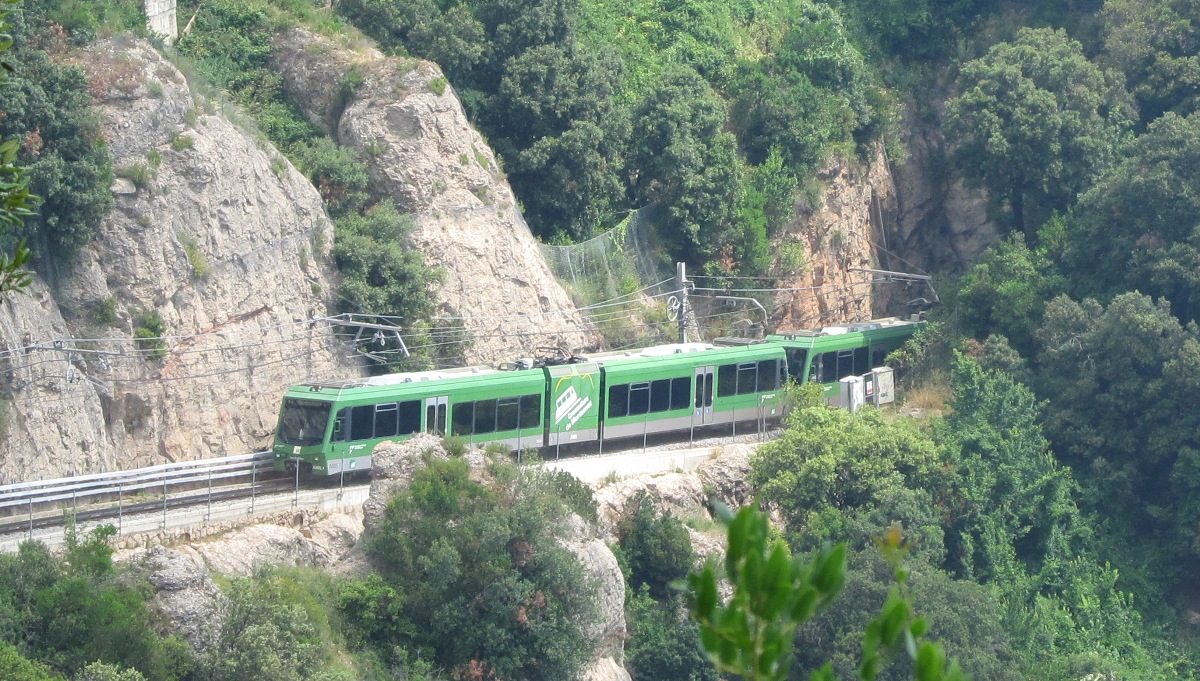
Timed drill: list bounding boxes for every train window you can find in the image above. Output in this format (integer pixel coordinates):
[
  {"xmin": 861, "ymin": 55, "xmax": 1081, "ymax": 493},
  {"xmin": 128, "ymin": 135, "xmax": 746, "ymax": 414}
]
[
  {"xmin": 520, "ymin": 394, "xmax": 541, "ymax": 427},
  {"xmin": 854, "ymin": 347, "xmax": 868, "ymax": 374},
  {"xmin": 496, "ymin": 397, "xmax": 520, "ymax": 432},
  {"xmin": 629, "ymin": 382, "xmax": 650, "ymax": 416},
  {"xmin": 608, "ymin": 384, "xmax": 629, "ymax": 418},
  {"xmin": 452, "ymin": 402, "xmax": 474, "ymax": 435},
  {"xmin": 277, "ymin": 399, "xmax": 331, "ymax": 446},
  {"xmin": 398, "ymin": 401, "xmax": 421, "ymax": 435},
  {"xmin": 474, "ymin": 399, "xmax": 497, "ymax": 434},
  {"xmin": 837, "ymin": 349, "xmax": 855, "ymax": 379},
  {"xmin": 351, "ymin": 405, "xmax": 375, "ymax": 440},
  {"xmin": 333, "ymin": 408, "xmax": 348, "ymax": 442},
  {"xmin": 650, "ymin": 379, "xmax": 671, "ymax": 413},
  {"xmin": 816, "ymin": 352, "xmax": 838, "ymax": 383},
  {"xmin": 757, "ymin": 360, "xmax": 778, "ymax": 391},
  {"xmin": 671, "ymin": 377, "xmax": 689, "ymax": 410},
  {"xmin": 718, "ymin": 364, "xmax": 737, "ymax": 396},
  {"xmin": 737, "ymin": 362, "xmax": 758, "ymax": 394},
  {"xmin": 375, "ymin": 403, "xmax": 399, "ymax": 438}
]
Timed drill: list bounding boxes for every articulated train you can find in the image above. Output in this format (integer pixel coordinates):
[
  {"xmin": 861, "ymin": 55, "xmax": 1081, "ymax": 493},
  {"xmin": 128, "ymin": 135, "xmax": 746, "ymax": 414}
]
[{"xmin": 271, "ymin": 317, "xmax": 924, "ymax": 476}]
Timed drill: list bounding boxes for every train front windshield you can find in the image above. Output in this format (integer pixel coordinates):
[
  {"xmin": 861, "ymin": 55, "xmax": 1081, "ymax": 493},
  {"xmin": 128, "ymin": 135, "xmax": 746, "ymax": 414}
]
[{"xmin": 277, "ymin": 398, "xmax": 331, "ymax": 446}]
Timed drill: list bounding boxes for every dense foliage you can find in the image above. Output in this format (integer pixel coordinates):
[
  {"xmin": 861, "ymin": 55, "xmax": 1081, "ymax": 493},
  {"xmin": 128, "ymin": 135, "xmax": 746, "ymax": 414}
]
[
  {"xmin": 354, "ymin": 456, "xmax": 597, "ymax": 680},
  {"xmin": 944, "ymin": 27, "xmax": 1133, "ymax": 238},
  {"xmin": 753, "ymin": 354, "xmax": 1173, "ymax": 679},
  {"xmin": 337, "ymin": 0, "xmax": 888, "ymax": 275},
  {"xmin": 0, "ymin": 527, "xmax": 192, "ymax": 680},
  {"xmin": 0, "ymin": 1, "xmax": 120, "ymax": 264}
]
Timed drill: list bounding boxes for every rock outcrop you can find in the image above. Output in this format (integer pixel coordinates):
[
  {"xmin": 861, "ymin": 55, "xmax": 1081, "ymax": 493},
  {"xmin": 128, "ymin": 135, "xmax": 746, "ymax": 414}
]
[
  {"xmin": 0, "ymin": 38, "xmax": 365, "ymax": 481},
  {"xmin": 890, "ymin": 110, "xmax": 996, "ymax": 274},
  {"xmin": 271, "ymin": 28, "xmax": 595, "ymax": 364},
  {"xmin": 766, "ymin": 144, "xmax": 897, "ymax": 329},
  {"xmin": 128, "ymin": 545, "xmax": 226, "ymax": 652}
]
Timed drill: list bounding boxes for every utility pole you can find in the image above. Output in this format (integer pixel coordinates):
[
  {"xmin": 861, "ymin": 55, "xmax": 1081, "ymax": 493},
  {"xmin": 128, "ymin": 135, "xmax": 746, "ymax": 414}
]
[{"xmin": 676, "ymin": 262, "xmax": 688, "ymax": 344}]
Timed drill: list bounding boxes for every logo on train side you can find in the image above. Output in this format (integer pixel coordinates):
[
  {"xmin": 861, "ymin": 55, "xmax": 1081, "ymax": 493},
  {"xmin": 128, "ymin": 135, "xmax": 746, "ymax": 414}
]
[{"xmin": 553, "ymin": 366, "xmax": 595, "ymax": 431}]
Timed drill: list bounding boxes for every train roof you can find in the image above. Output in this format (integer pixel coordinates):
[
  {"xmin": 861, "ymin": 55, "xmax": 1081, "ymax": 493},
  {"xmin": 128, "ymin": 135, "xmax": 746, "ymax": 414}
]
[{"xmin": 766, "ymin": 316, "xmax": 922, "ymax": 341}]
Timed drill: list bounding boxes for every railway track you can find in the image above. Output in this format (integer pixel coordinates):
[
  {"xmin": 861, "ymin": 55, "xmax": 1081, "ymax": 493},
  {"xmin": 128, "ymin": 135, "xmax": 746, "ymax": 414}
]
[{"xmin": 0, "ymin": 427, "xmax": 776, "ymax": 551}]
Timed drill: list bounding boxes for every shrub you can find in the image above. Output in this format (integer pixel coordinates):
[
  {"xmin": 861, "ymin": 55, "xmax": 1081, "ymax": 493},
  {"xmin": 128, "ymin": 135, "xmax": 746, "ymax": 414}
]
[
  {"xmin": 427, "ymin": 76, "xmax": 447, "ymax": 95},
  {"xmin": 170, "ymin": 133, "xmax": 194, "ymax": 151},
  {"xmin": 183, "ymin": 239, "xmax": 208, "ymax": 279},
  {"xmin": 134, "ymin": 311, "xmax": 168, "ymax": 359},
  {"xmin": 617, "ymin": 491, "xmax": 694, "ymax": 598},
  {"xmin": 115, "ymin": 162, "xmax": 153, "ymax": 189}
]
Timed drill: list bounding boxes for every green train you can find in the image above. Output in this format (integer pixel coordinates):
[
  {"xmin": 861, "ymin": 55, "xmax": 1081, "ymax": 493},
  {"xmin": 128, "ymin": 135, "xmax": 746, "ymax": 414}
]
[{"xmin": 271, "ymin": 316, "xmax": 924, "ymax": 475}]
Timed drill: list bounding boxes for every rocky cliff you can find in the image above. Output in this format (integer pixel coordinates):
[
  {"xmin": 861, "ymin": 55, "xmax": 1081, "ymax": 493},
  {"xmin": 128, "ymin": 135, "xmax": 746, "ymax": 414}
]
[
  {"xmin": 768, "ymin": 145, "xmax": 896, "ymax": 329},
  {"xmin": 0, "ymin": 38, "xmax": 362, "ymax": 482},
  {"xmin": 271, "ymin": 28, "xmax": 596, "ymax": 364},
  {"xmin": 766, "ymin": 129, "xmax": 991, "ymax": 330}
]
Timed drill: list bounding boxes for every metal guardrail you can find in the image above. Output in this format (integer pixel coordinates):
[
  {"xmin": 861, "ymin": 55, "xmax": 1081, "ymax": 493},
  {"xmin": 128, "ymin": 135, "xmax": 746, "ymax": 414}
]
[{"xmin": 0, "ymin": 451, "xmax": 276, "ymax": 522}]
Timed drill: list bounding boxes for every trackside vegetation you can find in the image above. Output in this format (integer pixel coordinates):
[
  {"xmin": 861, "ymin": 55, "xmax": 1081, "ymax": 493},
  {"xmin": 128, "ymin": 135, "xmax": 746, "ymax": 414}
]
[{"xmin": 9, "ymin": 0, "xmax": 1200, "ymax": 679}]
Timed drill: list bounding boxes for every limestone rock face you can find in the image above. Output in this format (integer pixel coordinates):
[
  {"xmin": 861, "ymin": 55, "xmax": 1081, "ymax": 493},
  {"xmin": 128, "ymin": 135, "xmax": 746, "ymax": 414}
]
[
  {"xmin": 697, "ymin": 443, "xmax": 755, "ymax": 509},
  {"xmin": 361, "ymin": 433, "xmax": 452, "ymax": 530},
  {"xmin": 560, "ymin": 511, "xmax": 628, "ymax": 665},
  {"xmin": 272, "ymin": 28, "xmax": 596, "ymax": 364},
  {"xmin": 768, "ymin": 145, "xmax": 897, "ymax": 328},
  {"xmin": 0, "ymin": 38, "xmax": 364, "ymax": 481},
  {"xmin": 128, "ymin": 545, "xmax": 226, "ymax": 652},
  {"xmin": 592, "ymin": 471, "xmax": 708, "ymax": 540},
  {"xmin": 176, "ymin": 513, "xmax": 363, "ymax": 577},
  {"xmin": 890, "ymin": 116, "xmax": 997, "ymax": 274}
]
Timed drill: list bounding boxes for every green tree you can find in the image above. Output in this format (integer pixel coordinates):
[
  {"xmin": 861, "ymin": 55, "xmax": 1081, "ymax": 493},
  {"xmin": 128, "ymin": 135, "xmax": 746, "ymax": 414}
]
[
  {"xmin": 626, "ymin": 589, "xmax": 717, "ymax": 681},
  {"xmin": 956, "ymin": 230, "xmax": 1063, "ymax": 361},
  {"xmin": 751, "ymin": 406, "xmax": 947, "ymax": 563},
  {"xmin": 936, "ymin": 355, "xmax": 1082, "ymax": 585},
  {"xmin": 945, "ymin": 27, "xmax": 1133, "ymax": 239},
  {"xmin": 73, "ymin": 662, "xmax": 146, "ymax": 681},
  {"xmin": 200, "ymin": 570, "xmax": 329, "ymax": 681},
  {"xmin": 688, "ymin": 507, "xmax": 967, "ymax": 681},
  {"xmin": 627, "ymin": 65, "xmax": 741, "ymax": 270},
  {"xmin": 0, "ymin": 529, "xmax": 192, "ymax": 681},
  {"xmin": 792, "ymin": 549, "xmax": 1020, "ymax": 681},
  {"xmin": 1033, "ymin": 293, "xmax": 1200, "ymax": 599},
  {"xmin": 0, "ymin": 642, "xmax": 62, "ymax": 681},
  {"xmin": 332, "ymin": 201, "xmax": 442, "ymax": 323},
  {"xmin": 1101, "ymin": 0, "xmax": 1200, "ymax": 126},
  {"xmin": 489, "ymin": 43, "xmax": 629, "ymax": 237},
  {"xmin": 1063, "ymin": 112, "xmax": 1200, "ymax": 321},
  {"xmin": 363, "ymin": 457, "xmax": 597, "ymax": 680},
  {"xmin": 1, "ymin": 13, "xmax": 113, "ymax": 262},
  {"xmin": 837, "ymin": 0, "xmax": 983, "ymax": 61},
  {"xmin": 616, "ymin": 491, "xmax": 694, "ymax": 599}
]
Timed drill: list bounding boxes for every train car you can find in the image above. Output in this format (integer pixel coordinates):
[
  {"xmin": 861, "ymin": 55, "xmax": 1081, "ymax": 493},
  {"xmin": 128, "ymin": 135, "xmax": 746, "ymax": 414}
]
[
  {"xmin": 543, "ymin": 341, "xmax": 787, "ymax": 451},
  {"xmin": 272, "ymin": 316, "xmax": 924, "ymax": 475},
  {"xmin": 273, "ymin": 364, "xmax": 547, "ymax": 475},
  {"xmin": 764, "ymin": 317, "xmax": 922, "ymax": 406}
]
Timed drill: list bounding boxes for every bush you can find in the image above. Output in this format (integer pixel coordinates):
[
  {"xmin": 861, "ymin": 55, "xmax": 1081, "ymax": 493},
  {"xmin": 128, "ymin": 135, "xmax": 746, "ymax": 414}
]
[
  {"xmin": 134, "ymin": 311, "xmax": 168, "ymax": 359},
  {"xmin": 0, "ymin": 528, "xmax": 194, "ymax": 680},
  {"xmin": 0, "ymin": 41, "xmax": 113, "ymax": 262},
  {"xmin": 362, "ymin": 457, "xmax": 597, "ymax": 680},
  {"xmin": 616, "ymin": 491, "xmax": 694, "ymax": 599}
]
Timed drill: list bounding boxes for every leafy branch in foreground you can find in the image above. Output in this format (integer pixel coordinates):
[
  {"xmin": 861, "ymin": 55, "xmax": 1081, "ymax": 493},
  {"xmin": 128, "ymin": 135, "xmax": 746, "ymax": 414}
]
[
  {"xmin": 688, "ymin": 506, "xmax": 969, "ymax": 681},
  {"xmin": 0, "ymin": 238, "xmax": 32, "ymax": 295}
]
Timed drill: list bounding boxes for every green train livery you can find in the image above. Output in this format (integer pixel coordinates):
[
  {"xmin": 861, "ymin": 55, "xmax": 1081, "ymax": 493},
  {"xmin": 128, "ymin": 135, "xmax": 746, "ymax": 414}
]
[{"xmin": 272, "ymin": 316, "xmax": 923, "ymax": 475}]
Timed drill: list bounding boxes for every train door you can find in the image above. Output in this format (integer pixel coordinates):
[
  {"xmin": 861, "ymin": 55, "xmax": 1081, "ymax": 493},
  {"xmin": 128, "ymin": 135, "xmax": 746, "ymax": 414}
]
[
  {"xmin": 425, "ymin": 396, "xmax": 448, "ymax": 435},
  {"xmin": 693, "ymin": 366, "xmax": 715, "ymax": 426}
]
